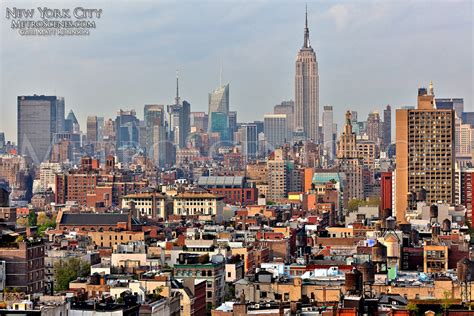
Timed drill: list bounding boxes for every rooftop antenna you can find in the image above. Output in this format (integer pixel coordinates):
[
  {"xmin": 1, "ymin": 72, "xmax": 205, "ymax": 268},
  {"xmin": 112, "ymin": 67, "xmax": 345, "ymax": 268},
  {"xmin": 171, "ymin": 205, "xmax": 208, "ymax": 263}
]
[
  {"xmin": 219, "ymin": 61, "xmax": 223, "ymax": 87},
  {"xmin": 303, "ymin": 4, "xmax": 310, "ymax": 48},
  {"xmin": 175, "ymin": 69, "xmax": 180, "ymax": 105}
]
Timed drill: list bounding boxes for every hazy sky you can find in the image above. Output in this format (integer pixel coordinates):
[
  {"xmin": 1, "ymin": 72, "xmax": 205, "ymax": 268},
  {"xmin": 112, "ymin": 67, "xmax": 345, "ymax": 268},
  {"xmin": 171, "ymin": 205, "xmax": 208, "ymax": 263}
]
[{"xmin": 1, "ymin": 0, "xmax": 473, "ymax": 142}]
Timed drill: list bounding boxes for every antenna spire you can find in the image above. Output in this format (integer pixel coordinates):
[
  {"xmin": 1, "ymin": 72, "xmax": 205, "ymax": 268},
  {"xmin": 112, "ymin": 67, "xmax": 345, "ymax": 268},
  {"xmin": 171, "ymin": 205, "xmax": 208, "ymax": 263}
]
[
  {"xmin": 175, "ymin": 69, "xmax": 180, "ymax": 105},
  {"xmin": 219, "ymin": 62, "xmax": 223, "ymax": 87},
  {"xmin": 304, "ymin": 4, "xmax": 310, "ymax": 48}
]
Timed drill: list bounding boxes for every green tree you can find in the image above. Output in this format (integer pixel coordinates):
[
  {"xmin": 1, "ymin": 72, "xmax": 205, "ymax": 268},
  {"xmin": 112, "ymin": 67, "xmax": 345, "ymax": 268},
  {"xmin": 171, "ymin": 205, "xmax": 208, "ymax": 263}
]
[
  {"xmin": 27, "ymin": 210, "xmax": 37, "ymax": 226},
  {"xmin": 441, "ymin": 290, "xmax": 452, "ymax": 315},
  {"xmin": 36, "ymin": 212, "xmax": 49, "ymax": 226},
  {"xmin": 347, "ymin": 199, "xmax": 363, "ymax": 212},
  {"xmin": 37, "ymin": 213, "xmax": 57, "ymax": 236},
  {"xmin": 406, "ymin": 302, "xmax": 419, "ymax": 316},
  {"xmin": 53, "ymin": 258, "xmax": 90, "ymax": 292}
]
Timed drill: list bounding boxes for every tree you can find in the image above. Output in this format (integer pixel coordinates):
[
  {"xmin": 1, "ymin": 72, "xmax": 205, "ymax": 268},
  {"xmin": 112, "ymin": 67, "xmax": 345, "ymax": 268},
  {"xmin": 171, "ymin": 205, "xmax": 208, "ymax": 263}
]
[
  {"xmin": 27, "ymin": 209, "xmax": 37, "ymax": 226},
  {"xmin": 53, "ymin": 258, "xmax": 90, "ymax": 292},
  {"xmin": 441, "ymin": 290, "xmax": 452, "ymax": 315},
  {"xmin": 347, "ymin": 199, "xmax": 363, "ymax": 212},
  {"xmin": 406, "ymin": 302, "xmax": 419, "ymax": 316},
  {"xmin": 36, "ymin": 212, "xmax": 49, "ymax": 226},
  {"xmin": 37, "ymin": 213, "xmax": 56, "ymax": 236}
]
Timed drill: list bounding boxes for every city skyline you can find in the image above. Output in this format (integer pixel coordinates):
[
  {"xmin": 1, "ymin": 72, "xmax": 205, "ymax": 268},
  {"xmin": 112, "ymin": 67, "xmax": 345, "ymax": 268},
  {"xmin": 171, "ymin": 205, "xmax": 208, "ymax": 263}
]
[{"xmin": 1, "ymin": 0, "xmax": 473, "ymax": 142}]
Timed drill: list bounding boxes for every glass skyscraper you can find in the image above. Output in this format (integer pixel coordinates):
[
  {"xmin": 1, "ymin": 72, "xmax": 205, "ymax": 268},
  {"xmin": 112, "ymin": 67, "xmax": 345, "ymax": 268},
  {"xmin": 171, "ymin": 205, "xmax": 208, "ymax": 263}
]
[
  {"xmin": 17, "ymin": 95, "xmax": 65, "ymax": 164},
  {"xmin": 208, "ymin": 84, "xmax": 229, "ymax": 134}
]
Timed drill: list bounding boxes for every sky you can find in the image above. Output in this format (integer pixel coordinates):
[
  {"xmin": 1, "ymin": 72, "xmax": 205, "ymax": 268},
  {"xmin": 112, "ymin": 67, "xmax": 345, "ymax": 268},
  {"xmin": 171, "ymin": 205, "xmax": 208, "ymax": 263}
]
[{"xmin": 1, "ymin": 0, "xmax": 473, "ymax": 142}]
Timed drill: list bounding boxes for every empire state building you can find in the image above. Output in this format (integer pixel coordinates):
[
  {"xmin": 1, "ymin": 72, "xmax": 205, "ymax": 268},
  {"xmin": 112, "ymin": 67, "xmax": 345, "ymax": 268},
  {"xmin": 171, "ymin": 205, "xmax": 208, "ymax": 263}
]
[{"xmin": 294, "ymin": 7, "xmax": 319, "ymax": 142}]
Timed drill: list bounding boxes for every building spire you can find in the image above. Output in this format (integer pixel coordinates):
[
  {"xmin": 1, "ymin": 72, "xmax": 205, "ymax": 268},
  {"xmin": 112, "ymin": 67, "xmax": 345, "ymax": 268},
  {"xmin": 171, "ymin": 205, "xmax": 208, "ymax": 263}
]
[
  {"xmin": 304, "ymin": 4, "xmax": 310, "ymax": 48},
  {"xmin": 219, "ymin": 62, "xmax": 223, "ymax": 87},
  {"xmin": 175, "ymin": 69, "xmax": 180, "ymax": 105}
]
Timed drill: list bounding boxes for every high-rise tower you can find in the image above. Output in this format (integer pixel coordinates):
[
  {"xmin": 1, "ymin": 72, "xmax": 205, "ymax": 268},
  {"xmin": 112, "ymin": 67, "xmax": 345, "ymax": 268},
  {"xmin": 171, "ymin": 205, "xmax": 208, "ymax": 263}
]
[
  {"xmin": 395, "ymin": 84, "xmax": 455, "ymax": 222},
  {"xmin": 17, "ymin": 95, "xmax": 65, "ymax": 164},
  {"xmin": 294, "ymin": 6, "xmax": 319, "ymax": 142}
]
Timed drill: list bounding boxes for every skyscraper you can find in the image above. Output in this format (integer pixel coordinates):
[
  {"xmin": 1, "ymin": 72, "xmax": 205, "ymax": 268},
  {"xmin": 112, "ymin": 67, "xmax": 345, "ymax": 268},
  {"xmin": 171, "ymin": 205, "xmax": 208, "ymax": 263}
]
[
  {"xmin": 115, "ymin": 109, "xmax": 140, "ymax": 163},
  {"xmin": 267, "ymin": 148, "xmax": 288, "ymax": 201},
  {"xmin": 322, "ymin": 106, "xmax": 334, "ymax": 162},
  {"xmin": 208, "ymin": 84, "xmax": 229, "ymax": 116},
  {"xmin": 395, "ymin": 85, "xmax": 455, "ymax": 221},
  {"xmin": 367, "ymin": 111, "xmax": 382, "ymax": 144},
  {"xmin": 17, "ymin": 95, "xmax": 65, "ymax": 164},
  {"xmin": 208, "ymin": 83, "xmax": 229, "ymax": 135},
  {"xmin": 228, "ymin": 111, "xmax": 237, "ymax": 134},
  {"xmin": 294, "ymin": 7, "xmax": 319, "ymax": 142},
  {"xmin": 209, "ymin": 112, "xmax": 229, "ymax": 142},
  {"xmin": 190, "ymin": 112, "xmax": 208, "ymax": 132},
  {"xmin": 86, "ymin": 116, "xmax": 98, "ymax": 144},
  {"xmin": 144, "ymin": 104, "xmax": 167, "ymax": 166},
  {"xmin": 337, "ymin": 111, "xmax": 364, "ymax": 201},
  {"xmin": 239, "ymin": 124, "xmax": 258, "ymax": 162},
  {"xmin": 180, "ymin": 100, "xmax": 191, "ymax": 148},
  {"xmin": 383, "ymin": 105, "xmax": 392, "ymax": 148},
  {"xmin": 0, "ymin": 133, "xmax": 5, "ymax": 153},
  {"xmin": 264, "ymin": 114, "xmax": 289, "ymax": 149},
  {"xmin": 274, "ymin": 100, "xmax": 294, "ymax": 137},
  {"xmin": 168, "ymin": 74, "xmax": 191, "ymax": 149},
  {"xmin": 435, "ymin": 98, "xmax": 464, "ymax": 118},
  {"xmin": 65, "ymin": 110, "xmax": 80, "ymax": 134}
]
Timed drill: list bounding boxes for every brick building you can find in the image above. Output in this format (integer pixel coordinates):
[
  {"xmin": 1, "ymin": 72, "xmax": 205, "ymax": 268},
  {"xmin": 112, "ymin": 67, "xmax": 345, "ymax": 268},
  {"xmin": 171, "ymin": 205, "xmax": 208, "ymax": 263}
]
[{"xmin": 0, "ymin": 235, "xmax": 45, "ymax": 294}]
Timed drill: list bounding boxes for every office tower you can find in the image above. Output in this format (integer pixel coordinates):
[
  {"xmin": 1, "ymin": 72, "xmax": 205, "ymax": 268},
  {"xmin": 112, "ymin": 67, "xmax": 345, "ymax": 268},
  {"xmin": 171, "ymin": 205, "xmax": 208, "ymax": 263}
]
[
  {"xmin": 367, "ymin": 111, "xmax": 382, "ymax": 144},
  {"xmin": 64, "ymin": 110, "xmax": 80, "ymax": 134},
  {"xmin": 337, "ymin": 111, "xmax": 364, "ymax": 201},
  {"xmin": 115, "ymin": 109, "xmax": 140, "ymax": 163},
  {"xmin": 190, "ymin": 112, "xmax": 208, "ymax": 132},
  {"xmin": 0, "ymin": 133, "xmax": 4, "ymax": 153},
  {"xmin": 322, "ymin": 106, "xmax": 334, "ymax": 162},
  {"xmin": 239, "ymin": 124, "xmax": 258, "ymax": 161},
  {"xmin": 97, "ymin": 117, "xmax": 104, "ymax": 142},
  {"xmin": 17, "ymin": 95, "xmax": 65, "ymax": 164},
  {"xmin": 168, "ymin": 74, "xmax": 191, "ymax": 149},
  {"xmin": 86, "ymin": 116, "xmax": 98, "ymax": 144},
  {"xmin": 209, "ymin": 112, "xmax": 229, "ymax": 142},
  {"xmin": 103, "ymin": 118, "xmax": 115, "ymax": 140},
  {"xmin": 294, "ymin": 8, "xmax": 319, "ymax": 141},
  {"xmin": 274, "ymin": 100, "xmax": 295, "ymax": 136},
  {"xmin": 462, "ymin": 112, "xmax": 474, "ymax": 127},
  {"xmin": 228, "ymin": 111, "xmax": 237, "ymax": 135},
  {"xmin": 169, "ymin": 100, "xmax": 190, "ymax": 149},
  {"xmin": 153, "ymin": 125, "xmax": 169, "ymax": 167},
  {"xmin": 455, "ymin": 118, "xmax": 473, "ymax": 167},
  {"xmin": 267, "ymin": 148, "xmax": 288, "ymax": 201},
  {"xmin": 395, "ymin": 85, "xmax": 455, "ymax": 222},
  {"xmin": 180, "ymin": 101, "xmax": 191, "ymax": 148},
  {"xmin": 383, "ymin": 105, "xmax": 392, "ymax": 148},
  {"xmin": 264, "ymin": 114, "xmax": 289, "ymax": 149},
  {"xmin": 208, "ymin": 84, "xmax": 229, "ymax": 133},
  {"xmin": 168, "ymin": 104, "xmax": 181, "ymax": 146},
  {"xmin": 252, "ymin": 121, "xmax": 264, "ymax": 136},
  {"xmin": 208, "ymin": 84, "xmax": 229, "ymax": 116},
  {"xmin": 435, "ymin": 98, "xmax": 464, "ymax": 118},
  {"xmin": 144, "ymin": 104, "xmax": 165, "ymax": 165}
]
